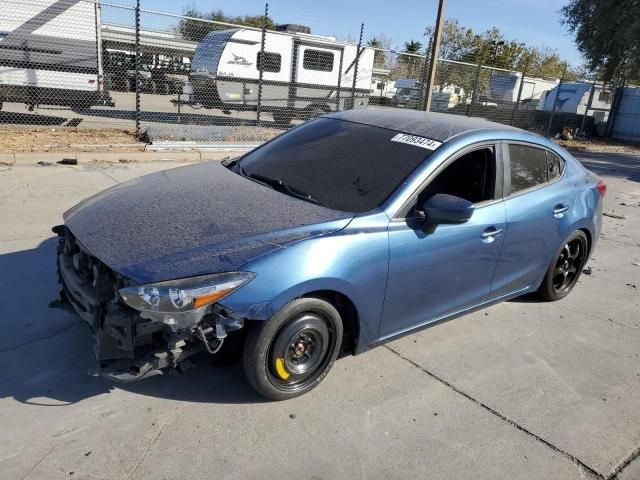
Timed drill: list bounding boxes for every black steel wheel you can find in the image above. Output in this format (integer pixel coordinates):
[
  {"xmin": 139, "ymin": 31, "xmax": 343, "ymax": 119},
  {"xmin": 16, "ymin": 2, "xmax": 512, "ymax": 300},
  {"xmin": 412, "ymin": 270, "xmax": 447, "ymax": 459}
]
[
  {"xmin": 243, "ymin": 298, "xmax": 343, "ymax": 400},
  {"xmin": 538, "ymin": 231, "xmax": 589, "ymax": 301}
]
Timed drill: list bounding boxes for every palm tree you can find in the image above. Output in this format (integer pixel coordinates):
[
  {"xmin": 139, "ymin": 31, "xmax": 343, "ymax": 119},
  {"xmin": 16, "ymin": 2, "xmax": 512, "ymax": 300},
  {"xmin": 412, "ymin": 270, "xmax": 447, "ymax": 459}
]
[
  {"xmin": 401, "ymin": 40, "xmax": 424, "ymax": 77},
  {"xmin": 367, "ymin": 38, "xmax": 386, "ymax": 68},
  {"xmin": 403, "ymin": 40, "xmax": 423, "ymax": 55}
]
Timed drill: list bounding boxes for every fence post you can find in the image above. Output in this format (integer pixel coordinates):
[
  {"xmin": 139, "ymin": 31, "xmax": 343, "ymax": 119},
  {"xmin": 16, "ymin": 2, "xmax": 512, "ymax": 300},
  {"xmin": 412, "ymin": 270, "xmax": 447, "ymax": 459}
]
[
  {"xmin": 467, "ymin": 62, "xmax": 482, "ymax": 117},
  {"xmin": 605, "ymin": 83, "xmax": 624, "ymax": 138},
  {"xmin": 336, "ymin": 49, "xmax": 343, "ymax": 111},
  {"xmin": 546, "ymin": 63, "xmax": 567, "ymax": 137},
  {"xmin": 418, "ymin": 36, "xmax": 432, "ymax": 111},
  {"xmin": 510, "ymin": 63, "xmax": 528, "ymax": 126},
  {"xmin": 351, "ymin": 22, "xmax": 364, "ymax": 109},
  {"xmin": 579, "ymin": 83, "xmax": 596, "ymax": 136},
  {"xmin": 256, "ymin": 3, "xmax": 268, "ymax": 127},
  {"xmin": 134, "ymin": 0, "xmax": 141, "ymax": 138}
]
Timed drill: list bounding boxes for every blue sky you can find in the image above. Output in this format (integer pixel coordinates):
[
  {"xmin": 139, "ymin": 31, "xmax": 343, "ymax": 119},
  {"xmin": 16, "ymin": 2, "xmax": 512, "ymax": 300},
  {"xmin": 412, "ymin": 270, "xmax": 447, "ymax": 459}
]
[{"xmin": 119, "ymin": 0, "xmax": 582, "ymax": 66}]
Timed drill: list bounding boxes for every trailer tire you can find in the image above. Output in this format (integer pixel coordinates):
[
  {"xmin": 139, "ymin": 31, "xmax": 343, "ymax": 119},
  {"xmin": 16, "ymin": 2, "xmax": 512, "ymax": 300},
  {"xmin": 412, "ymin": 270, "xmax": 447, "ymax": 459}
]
[
  {"xmin": 308, "ymin": 105, "xmax": 327, "ymax": 119},
  {"xmin": 272, "ymin": 111, "xmax": 293, "ymax": 126}
]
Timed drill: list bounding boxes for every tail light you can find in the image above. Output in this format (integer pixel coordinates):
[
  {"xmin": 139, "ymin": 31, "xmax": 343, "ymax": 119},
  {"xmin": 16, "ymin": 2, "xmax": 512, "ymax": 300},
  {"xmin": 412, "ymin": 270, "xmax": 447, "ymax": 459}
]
[{"xmin": 597, "ymin": 181, "xmax": 607, "ymax": 197}]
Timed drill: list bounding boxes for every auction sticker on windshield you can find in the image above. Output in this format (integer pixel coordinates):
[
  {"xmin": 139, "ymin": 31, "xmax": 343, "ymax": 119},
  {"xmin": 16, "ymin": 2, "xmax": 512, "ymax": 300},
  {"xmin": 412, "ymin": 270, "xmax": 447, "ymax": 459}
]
[{"xmin": 391, "ymin": 133, "xmax": 442, "ymax": 150}]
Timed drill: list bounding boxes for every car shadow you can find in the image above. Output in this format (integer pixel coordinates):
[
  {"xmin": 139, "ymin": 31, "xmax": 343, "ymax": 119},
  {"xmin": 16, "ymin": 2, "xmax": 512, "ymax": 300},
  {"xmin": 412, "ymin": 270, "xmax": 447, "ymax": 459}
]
[
  {"xmin": 573, "ymin": 150, "xmax": 640, "ymax": 183},
  {"xmin": 0, "ymin": 237, "xmax": 267, "ymax": 406},
  {"xmin": 0, "ymin": 111, "xmax": 68, "ymax": 126},
  {"xmin": 71, "ymin": 107, "xmax": 290, "ymax": 130},
  {"xmin": 508, "ymin": 292, "xmax": 543, "ymax": 303}
]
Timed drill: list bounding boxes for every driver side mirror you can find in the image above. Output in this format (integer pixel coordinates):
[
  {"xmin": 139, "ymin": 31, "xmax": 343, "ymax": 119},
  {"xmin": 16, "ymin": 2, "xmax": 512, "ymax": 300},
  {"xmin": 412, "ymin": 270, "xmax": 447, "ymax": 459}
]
[{"xmin": 422, "ymin": 193, "xmax": 475, "ymax": 224}]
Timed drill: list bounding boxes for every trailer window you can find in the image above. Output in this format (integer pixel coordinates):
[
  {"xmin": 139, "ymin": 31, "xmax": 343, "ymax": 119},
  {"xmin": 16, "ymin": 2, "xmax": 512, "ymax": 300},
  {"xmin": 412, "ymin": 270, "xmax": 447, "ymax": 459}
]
[
  {"xmin": 303, "ymin": 49, "xmax": 334, "ymax": 72},
  {"xmin": 257, "ymin": 52, "xmax": 281, "ymax": 73}
]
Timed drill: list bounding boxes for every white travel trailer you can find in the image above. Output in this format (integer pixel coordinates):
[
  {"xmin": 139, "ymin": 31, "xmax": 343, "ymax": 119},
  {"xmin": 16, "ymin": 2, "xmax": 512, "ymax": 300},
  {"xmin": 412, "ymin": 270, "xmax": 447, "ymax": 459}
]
[
  {"xmin": 487, "ymin": 73, "xmax": 559, "ymax": 105},
  {"xmin": 0, "ymin": 0, "xmax": 110, "ymax": 110},
  {"xmin": 188, "ymin": 26, "xmax": 374, "ymax": 124},
  {"xmin": 538, "ymin": 82, "xmax": 611, "ymax": 122}
]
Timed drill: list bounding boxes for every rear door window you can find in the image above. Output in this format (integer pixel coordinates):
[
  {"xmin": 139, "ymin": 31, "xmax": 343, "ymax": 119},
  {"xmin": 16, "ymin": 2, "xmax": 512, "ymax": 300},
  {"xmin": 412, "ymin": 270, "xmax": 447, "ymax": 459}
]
[{"xmin": 508, "ymin": 144, "xmax": 549, "ymax": 194}]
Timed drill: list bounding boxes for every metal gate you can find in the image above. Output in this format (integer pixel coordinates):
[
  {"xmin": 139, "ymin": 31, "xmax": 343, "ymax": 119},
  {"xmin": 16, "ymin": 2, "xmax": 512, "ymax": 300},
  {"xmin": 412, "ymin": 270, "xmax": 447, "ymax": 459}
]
[{"xmin": 611, "ymin": 87, "xmax": 640, "ymax": 142}]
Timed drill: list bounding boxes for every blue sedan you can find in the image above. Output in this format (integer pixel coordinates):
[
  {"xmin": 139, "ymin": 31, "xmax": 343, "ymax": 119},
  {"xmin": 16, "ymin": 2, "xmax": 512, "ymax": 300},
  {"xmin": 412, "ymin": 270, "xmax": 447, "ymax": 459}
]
[{"xmin": 54, "ymin": 109, "xmax": 605, "ymax": 400}]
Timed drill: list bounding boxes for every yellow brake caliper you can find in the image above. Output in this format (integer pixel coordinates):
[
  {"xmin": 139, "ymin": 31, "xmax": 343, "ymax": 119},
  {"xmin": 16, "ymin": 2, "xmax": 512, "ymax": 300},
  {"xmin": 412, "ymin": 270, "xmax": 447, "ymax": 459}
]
[{"xmin": 275, "ymin": 358, "xmax": 290, "ymax": 380}]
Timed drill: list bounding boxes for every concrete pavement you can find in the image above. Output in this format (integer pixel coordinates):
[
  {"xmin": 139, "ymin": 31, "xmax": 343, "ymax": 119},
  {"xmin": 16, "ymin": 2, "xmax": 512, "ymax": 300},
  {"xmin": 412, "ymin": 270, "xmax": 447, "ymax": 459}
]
[{"xmin": 0, "ymin": 153, "xmax": 638, "ymax": 479}]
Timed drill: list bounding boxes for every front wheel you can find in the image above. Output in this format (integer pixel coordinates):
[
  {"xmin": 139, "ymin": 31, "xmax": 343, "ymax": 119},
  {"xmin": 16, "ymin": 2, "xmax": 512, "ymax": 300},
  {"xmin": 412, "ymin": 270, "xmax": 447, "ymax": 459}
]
[
  {"xmin": 537, "ymin": 230, "xmax": 588, "ymax": 301},
  {"xmin": 243, "ymin": 298, "xmax": 343, "ymax": 400}
]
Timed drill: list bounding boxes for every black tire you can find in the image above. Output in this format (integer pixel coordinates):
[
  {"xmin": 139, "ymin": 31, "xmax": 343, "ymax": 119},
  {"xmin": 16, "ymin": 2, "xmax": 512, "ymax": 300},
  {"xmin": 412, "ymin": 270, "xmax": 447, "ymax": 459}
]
[
  {"xmin": 307, "ymin": 105, "xmax": 327, "ymax": 119},
  {"xmin": 537, "ymin": 230, "xmax": 589, "ymax": 301},
  {"xmin": 272, "ymin": 111, "xmax": 293, "ymax": 126},
  {"xmin": 243, "ymin": 298, "xmax": 343, "ymax": 401}
]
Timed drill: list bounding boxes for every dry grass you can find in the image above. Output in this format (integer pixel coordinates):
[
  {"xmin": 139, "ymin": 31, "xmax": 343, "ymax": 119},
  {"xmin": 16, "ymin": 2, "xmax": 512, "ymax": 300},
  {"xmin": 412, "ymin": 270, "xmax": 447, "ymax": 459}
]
[
  {"xmin": 0, "ymin": 127, "xmax": 146, "ymax": 153},
  {"xmin": 555, "ymin": 137, "xmax": 640, "ymax": 155}
]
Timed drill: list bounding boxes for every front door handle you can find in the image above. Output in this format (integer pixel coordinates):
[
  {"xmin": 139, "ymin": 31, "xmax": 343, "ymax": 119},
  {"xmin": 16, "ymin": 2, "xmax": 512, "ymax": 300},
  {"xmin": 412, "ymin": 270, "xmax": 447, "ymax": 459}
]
[
  {"xmin": 553, "ymin": 204, "xmax": 570, "ymax": 218},
  {"xmin": 481, "ymin": 227, "xmax": 504, "ymax": 243}
]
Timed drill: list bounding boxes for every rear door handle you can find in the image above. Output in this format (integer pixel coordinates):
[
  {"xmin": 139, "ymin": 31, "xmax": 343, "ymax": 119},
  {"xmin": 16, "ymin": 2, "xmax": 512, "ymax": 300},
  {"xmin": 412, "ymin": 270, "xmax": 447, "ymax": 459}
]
[
  {"xmin": 553, "ymin": 204, "xmax": 570, "ymax": 218},
  {"xmin": 481, "ymin": 227, "xmax": 503, "ymax": 243}
]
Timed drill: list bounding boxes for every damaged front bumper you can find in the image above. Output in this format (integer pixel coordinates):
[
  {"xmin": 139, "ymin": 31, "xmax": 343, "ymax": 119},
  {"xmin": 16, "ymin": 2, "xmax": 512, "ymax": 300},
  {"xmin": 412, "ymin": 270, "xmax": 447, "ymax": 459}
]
[{"xmin": 54, "ymin": 225, "xmax": 244, "ymax": 382}]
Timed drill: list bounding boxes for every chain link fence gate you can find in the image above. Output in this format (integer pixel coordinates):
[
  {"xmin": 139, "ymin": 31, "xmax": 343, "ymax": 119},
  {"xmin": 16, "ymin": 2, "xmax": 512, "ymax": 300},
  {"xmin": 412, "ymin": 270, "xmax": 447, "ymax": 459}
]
[{"xmin": 0, "ymin": 0, "xmax": 616, "ymax": 148}]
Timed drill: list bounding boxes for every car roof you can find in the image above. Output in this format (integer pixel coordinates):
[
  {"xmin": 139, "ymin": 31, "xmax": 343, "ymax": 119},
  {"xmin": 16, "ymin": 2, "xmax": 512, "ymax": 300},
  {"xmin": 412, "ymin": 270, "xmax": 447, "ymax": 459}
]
[{"xmin": 325, "ymin": 109, "xmax": 523, "ymax": 143}]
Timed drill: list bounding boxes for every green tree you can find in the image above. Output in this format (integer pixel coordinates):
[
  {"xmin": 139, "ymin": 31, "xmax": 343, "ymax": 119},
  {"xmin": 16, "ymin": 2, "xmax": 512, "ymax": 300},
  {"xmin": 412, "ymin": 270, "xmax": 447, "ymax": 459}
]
[
  {"xmin": 177, "ymin": 7, "xmax": 276, "ymax": 42},
  {"xmin": 367, "ymin": 38, "xmax": 387, "ymax": 69},
  {"xmin": 561, "ymin": 0, "xmax": 640, "ymax": 84},
  {"xmin": 402, "ymin": 40, "xmax": 423, "ymax": 55},
  {"xmin": 396, "ymin": 40, "xmax": 424, "ymax": 78}
]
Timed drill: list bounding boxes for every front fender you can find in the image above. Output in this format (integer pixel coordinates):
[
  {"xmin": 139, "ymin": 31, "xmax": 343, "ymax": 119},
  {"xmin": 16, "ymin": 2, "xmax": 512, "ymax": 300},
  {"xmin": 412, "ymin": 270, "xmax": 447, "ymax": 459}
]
[{"xmin": 218, "ymin": 212, "xmax": 390, "ymax": 351}]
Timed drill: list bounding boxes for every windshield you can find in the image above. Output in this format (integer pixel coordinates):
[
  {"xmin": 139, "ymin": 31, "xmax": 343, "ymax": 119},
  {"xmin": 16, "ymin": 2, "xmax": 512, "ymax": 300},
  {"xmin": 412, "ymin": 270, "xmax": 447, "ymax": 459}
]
[{"xmin": 238, "ymin": 118, "xmax": 434, "ymax": 213}]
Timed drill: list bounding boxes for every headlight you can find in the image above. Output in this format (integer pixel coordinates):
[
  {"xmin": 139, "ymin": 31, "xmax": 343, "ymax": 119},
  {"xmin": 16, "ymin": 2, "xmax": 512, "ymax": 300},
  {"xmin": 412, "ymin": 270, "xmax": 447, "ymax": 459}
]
[{"xmin": 119, "ymin": 272, "xmax": 254, "ymax": 330}]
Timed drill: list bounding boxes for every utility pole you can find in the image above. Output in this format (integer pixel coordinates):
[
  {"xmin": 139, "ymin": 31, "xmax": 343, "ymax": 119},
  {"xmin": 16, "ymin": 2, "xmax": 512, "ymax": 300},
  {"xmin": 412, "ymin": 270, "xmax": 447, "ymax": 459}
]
[{"xmin": 423, "ymin": 0, "xmax": 446, "ymax": 112}]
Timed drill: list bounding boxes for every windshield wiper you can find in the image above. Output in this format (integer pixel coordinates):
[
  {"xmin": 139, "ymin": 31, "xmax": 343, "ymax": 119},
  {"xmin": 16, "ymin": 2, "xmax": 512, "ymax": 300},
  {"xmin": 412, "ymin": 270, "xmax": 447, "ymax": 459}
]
[{"xmin": 246, "ymin": 172, "xmax": 324, "ymax": 206}]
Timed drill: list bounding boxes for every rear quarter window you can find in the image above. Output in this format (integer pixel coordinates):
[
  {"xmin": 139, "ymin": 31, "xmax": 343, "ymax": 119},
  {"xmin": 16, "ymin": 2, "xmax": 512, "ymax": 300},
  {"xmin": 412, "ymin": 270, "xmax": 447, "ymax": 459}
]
[{"xmin": 547, "ymin": 152, "xmax": 564, "ymax": 181}]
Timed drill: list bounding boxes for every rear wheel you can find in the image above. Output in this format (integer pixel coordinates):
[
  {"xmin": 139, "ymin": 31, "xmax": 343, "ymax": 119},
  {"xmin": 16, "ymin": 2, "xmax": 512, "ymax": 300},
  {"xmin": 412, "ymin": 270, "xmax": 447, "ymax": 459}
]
[
  {"xmin": 243, "ymin": 298, "xmax": 343, "ymax": 400},
  {"xmin": 537, "ymin": 231, "xmax": 588, "ymax": 301}
]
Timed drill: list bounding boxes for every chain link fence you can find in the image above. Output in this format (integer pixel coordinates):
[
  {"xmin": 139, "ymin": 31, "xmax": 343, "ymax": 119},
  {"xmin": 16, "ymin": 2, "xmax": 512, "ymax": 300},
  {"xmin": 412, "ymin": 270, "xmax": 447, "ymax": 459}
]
[{"xmin": 0, "ymin": 0, "xmax": 616, "ymax": 146}]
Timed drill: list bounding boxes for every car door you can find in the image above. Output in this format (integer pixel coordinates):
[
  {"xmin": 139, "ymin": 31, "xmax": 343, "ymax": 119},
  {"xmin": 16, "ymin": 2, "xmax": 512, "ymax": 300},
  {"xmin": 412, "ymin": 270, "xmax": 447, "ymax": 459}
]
[
  {"xmin": 489, "ymin": 143, "xmax": 573, "ymax": 299},
  {"xmin": 378, "ymin": 144, "xmax": 507, "ymax": 339}
]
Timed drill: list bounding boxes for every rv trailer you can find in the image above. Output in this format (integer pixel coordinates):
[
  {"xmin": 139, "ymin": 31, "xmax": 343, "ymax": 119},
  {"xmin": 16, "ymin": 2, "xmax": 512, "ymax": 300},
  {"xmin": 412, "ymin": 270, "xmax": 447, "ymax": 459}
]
[
  {"xmin": 487, "ymin": 73, "xmax": 559, "ymax": 106},
  {"xmin": 538, "ymin": 82, "xmax": 612, "ymax": 123},
  {"xmin": 187, "ymin": 26, "xmax": 374, "ymax": 124},
  {"xmin": 0, "ymin": 0, "xmax": 112, "ymax": 110}
]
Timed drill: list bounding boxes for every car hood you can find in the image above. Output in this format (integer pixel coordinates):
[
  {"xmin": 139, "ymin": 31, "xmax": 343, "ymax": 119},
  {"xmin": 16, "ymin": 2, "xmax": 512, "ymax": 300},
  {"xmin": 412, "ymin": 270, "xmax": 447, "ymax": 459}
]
[{"xmin": 64, "ymin": 161, "xmax": 353, "ymax": 283}]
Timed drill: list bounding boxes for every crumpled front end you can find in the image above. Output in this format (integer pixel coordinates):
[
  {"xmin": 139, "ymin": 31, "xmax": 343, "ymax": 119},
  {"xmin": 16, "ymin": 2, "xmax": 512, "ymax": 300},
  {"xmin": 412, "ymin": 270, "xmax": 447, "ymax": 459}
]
[{"xmin": 54, "ymin": 225, "xmax": 244, "ymax": 382}]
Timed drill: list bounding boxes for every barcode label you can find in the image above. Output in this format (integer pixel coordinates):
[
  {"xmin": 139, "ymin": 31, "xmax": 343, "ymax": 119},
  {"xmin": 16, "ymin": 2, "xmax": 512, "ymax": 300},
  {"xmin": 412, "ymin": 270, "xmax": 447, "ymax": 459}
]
[{"xmin": 391, "ymin": 133, "xmax": 442, "ymax": 150}]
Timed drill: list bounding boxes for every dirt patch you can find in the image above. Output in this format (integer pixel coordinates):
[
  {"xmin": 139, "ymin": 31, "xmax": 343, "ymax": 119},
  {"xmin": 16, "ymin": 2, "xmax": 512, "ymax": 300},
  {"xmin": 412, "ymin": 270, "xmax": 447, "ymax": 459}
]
[
  {"xmin": 0, "ymin": 127, "xmax": 146, "ymax": 153},
  {"xmin": 555, "ymin": 137, "xmax": 640, "ymax": 155}
]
